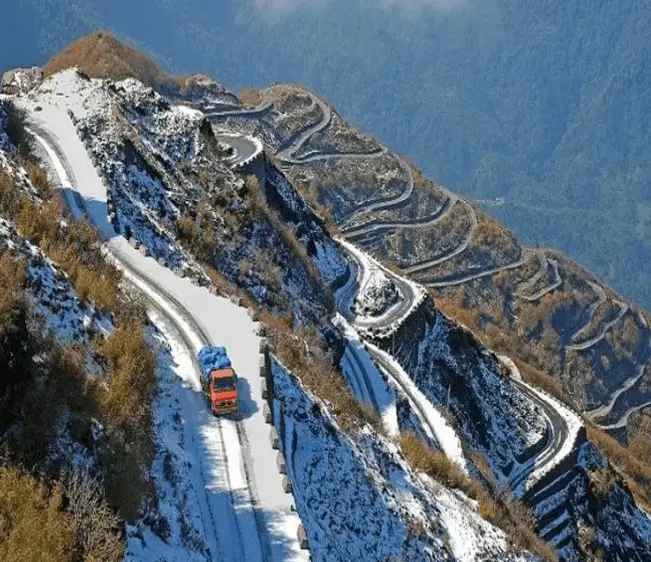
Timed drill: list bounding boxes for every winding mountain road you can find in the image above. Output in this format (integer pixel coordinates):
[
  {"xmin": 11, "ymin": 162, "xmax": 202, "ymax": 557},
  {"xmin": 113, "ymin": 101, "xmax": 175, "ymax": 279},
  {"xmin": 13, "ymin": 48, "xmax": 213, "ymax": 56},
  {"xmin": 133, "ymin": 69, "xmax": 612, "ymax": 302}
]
[
  {"xmin": 421, "ymin": 253, "xmax": 528, "ymax": 289},
  {"xmin": 566, "ymin": 291, "xmax": 628, "ymax": 352},
  {"xmin": 202, "ymin": 86, "xmax": 579, "ymax": 502},
  {"xmin": 585, "ymin": 344, "xmax": 651, "ymax": 424},
  {"xmin": 334, "ymin": 235, "xmax": 578, "ymax": 488},
  {"xmin": 508, "ymin": 379, "xmax": 570, "ymax": 496},
  {"xmin": 401, "ymin": 200, "xmax": 479, "ymax": 276},
  {"xmin": 517, "ymin": 255, "xmax": 563, "ymax": 302},
  {"xmin": 24, "ymin": 95, "xmax": 308, "ymax": 562},
  {"xmin": 335, "ymin": 238, "xmax": 421, "ymax": 332}
]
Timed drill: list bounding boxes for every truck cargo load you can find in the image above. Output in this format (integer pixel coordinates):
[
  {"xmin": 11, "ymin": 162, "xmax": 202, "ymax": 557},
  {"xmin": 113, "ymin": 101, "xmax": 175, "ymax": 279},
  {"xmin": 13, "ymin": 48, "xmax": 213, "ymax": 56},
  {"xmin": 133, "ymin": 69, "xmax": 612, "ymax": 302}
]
[
  {"xmin": 198, "ymin": 345, "xmax": 232, "ymax": 381},
  {"xmin": 198, "ymin": 345, "xmax": 238, "ymax": 416}
]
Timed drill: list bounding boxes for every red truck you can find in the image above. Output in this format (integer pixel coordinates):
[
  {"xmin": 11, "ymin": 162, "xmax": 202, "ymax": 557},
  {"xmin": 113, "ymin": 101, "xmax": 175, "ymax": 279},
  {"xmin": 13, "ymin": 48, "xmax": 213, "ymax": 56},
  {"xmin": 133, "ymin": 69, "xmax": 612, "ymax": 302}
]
[{"xmin": 199, "ymin": 346, "xmax": 238, "ymax": 416}]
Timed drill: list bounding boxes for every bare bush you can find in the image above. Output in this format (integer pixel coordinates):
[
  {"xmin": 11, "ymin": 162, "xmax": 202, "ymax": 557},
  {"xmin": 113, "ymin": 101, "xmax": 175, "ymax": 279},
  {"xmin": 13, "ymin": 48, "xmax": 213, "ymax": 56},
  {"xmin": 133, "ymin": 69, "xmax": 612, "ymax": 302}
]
[{"xmin": 61, "ymin": 468, "xmax": 124, "ymax": 562}]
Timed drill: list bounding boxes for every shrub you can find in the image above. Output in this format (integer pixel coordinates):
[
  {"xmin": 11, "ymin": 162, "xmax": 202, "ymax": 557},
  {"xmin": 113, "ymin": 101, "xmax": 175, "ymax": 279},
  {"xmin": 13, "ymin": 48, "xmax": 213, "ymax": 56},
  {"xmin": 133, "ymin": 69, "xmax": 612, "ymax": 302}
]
[
  {"xmin": 74, "ymin": 265, "xmax": 120, "ymax": 312},
  {"xmin": 399, "ymin": 433, "xmax": 557, "ymax": 562},
  {"xmin": 399, "ymin": 433, "xmax": 471, "ymax": 491},
  {"xmin": 239, "ymin": 89, "xmax": 262, "ymax": 106},
  {"xmin": 263, "ymin": 311, "xmax": 381, "ymax": 433},
  {"xmin": 61, "ymin": 468, "xmax": 124, "ymax": 562},
  {"xmin": 0, "ymin": 467, "xmax": 75, "ymax": 562},
  {"xmin": 25, "ymin": 159, "xmax": 52, "ymax": 199},
  {"xmin": 587, "ymin": 424, "xmax": 651, "ymax": 513},
  {"xmin": 98, "ymin": 320, "xmax": 157, "ymax": 519},
  {"xmin": 176, "ymin": 216, "xmax": 195, "ymax": 242}
]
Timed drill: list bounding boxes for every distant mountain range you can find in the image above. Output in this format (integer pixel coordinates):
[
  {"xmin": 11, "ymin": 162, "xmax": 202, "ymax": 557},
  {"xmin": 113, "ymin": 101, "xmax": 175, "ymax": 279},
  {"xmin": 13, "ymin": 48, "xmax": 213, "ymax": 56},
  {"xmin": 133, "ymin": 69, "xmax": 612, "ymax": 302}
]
[{"xmin": 3, "ymin": 0, "xmax": 651, "ymax": 310}]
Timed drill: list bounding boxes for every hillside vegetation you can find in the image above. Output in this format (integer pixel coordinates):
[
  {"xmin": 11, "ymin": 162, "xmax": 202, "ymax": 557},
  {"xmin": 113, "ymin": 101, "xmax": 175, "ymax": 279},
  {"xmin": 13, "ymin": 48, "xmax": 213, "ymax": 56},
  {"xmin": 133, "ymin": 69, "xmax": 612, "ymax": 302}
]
[
  {"xmin": 1, "ymin": 0, "xmax": 651, "ymax": 313},
  {"xmin": 0, "ymin": 102, "xmax": 159, "ymax": 559}
]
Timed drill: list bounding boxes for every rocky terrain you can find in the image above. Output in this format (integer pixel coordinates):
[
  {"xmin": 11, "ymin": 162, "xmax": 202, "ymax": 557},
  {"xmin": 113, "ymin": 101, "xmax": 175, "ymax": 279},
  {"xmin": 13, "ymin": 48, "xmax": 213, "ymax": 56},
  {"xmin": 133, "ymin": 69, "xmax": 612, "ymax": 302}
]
[
  {"xmin": 209, "ymin": 83, "xmax": 651, "ymax": 443},
  {"xmin": 1, "ymin": 30, "xmax": 651, "ymax": 562}
]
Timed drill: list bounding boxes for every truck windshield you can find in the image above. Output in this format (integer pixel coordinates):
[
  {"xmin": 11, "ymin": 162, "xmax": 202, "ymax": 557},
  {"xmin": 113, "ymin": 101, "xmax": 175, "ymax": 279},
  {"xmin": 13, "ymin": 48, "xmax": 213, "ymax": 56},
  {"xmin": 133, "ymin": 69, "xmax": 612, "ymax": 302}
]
[{"xmin": 213, "ymin": 377, "xmax": 235, "ymax": 391}]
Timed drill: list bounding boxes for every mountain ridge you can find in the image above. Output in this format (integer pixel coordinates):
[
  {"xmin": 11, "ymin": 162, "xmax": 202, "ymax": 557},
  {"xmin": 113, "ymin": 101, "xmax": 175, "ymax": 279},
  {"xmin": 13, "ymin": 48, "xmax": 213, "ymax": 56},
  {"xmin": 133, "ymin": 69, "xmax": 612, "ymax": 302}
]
[{"xmin": 2, "ymin": 30, "xmax": 651, "ymax": 562}]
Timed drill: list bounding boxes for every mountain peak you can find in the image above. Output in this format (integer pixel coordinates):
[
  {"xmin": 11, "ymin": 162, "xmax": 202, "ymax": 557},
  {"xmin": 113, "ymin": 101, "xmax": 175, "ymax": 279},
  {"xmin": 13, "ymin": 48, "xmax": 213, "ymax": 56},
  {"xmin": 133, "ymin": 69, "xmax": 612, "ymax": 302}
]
[{"xmin": 43, "ymin": 30, "xmax": 173, "ymax": 87}]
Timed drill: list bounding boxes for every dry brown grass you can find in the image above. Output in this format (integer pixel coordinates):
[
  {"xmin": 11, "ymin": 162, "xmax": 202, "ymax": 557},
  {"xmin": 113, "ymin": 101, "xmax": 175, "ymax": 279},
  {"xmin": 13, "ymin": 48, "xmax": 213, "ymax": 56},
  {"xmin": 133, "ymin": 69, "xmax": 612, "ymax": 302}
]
[
  {"xmin": 97, "ymin": 319, "xmax": 157, "ymax": 520},
  {"xmin": 0, "ymin": 467, "xmax": 75, "ymax": 562},
  {"xmin": 587, "ymin": 467, "xmax": 618, "ymax": 500},
  {"xmin": 399, "ymin": 433, "xmax": 476, "ymax": 492},
  {"xmin": 472, "ymin": 208, "xmax": 518, "ymax": 249},
  {"xmin": 43, "ymin": 30, "xmax": 206, "ymax": 97},
  {"xmin": 515, "ymin": 359, "xmax": 565, "ymax": 402},
  {"xmin": 239, "ymin": 89, "xmax": 263, "ymax": 106},
  {"xmin": 399, "ymin": 434, "xmax": 557, "ymax": 561},
  {"xmin": 0, "ymin": 252, "xmax": 27, "ymax": 335},
  {"xmin": 45, "ymin": 31, "xmax": 172, "ymax": 85},
  {"xmin": 431, "ymin": 288, "xmax": 481, "ymax": 334},
  {"xmin": 605, "ymin": 313, "xmax": 640, "ymax": 360},
  {"xmin": 302, "ymin": 184, "xmax": 340, "ymax": 236},
  {"xmin": 261, "ymin": 311, "xmax": 381, "ymax": 433},
  {"xmin": 2, "ymin": 162, "xmax": 123, "ymax": 315},
  {"xmin": 586, "ymin": 424, "xmax": 651, "ymax": 513}
]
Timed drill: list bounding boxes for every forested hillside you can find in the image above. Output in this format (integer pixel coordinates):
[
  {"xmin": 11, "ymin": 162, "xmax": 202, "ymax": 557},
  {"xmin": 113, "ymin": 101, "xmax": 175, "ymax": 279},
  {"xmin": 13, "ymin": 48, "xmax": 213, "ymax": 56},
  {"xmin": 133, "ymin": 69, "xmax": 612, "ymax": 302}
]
[{"xmin": 2, "ymin": 0, "xmax": 651, "ymax": 309}]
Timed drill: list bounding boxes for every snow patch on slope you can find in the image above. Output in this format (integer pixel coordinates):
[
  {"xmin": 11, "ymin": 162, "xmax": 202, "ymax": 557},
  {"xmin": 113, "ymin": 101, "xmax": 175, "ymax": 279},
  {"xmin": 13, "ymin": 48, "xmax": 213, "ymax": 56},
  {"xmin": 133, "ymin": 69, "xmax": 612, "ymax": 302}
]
[
  {"xmin": 367, "ymin": 341, "xmax": 468, "ymax": 474},
  {"xmin": 0, "ymin": 217, "xmax": 112, "ymax": 350},
  {"xmin": 272, "ymin": 359, "xmax": 537, "ymax": 562},
  {"xmin": 406, "ymin": 313, "xmax": 547, "ymax": 482},
  {"xmin": 334, "ymin": 314, "xmax": 400, "ymax": 437}
]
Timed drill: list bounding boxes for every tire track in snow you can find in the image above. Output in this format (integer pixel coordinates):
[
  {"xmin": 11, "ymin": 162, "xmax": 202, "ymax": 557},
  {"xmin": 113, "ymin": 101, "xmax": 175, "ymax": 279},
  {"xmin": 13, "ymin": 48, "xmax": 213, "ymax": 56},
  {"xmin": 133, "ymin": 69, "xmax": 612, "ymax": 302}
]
[{"xmin": 30, "ymin": 122, "xmax": 273, "ymax": 562}]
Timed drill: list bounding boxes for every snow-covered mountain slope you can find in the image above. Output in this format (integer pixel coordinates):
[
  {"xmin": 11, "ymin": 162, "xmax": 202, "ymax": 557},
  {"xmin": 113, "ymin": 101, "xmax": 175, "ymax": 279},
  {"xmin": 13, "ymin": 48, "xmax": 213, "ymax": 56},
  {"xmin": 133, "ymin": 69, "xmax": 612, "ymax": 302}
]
[
  {"xmin": 37, "ymin": 67, "xmax": 346, "ymax": 326},
  {"xmin": 0, "ymin": 141, "xmax": 235, "ymax": 559},
  {"xmin": 272, "ymin": 358, "xmax": 539, "ymax": 562},
  {"xmin": 5, "ymin": 41, "xmax": 651, "ymax": 561},
  {"xmin": 2, "ymin": 66, "xmax": 543, "ymax": 561}
]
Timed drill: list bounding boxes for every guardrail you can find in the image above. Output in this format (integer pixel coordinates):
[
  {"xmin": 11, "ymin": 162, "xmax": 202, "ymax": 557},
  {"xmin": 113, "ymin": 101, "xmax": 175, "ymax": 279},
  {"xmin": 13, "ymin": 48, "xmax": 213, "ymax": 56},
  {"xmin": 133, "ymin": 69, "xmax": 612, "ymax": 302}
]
[
  {"xmin": 259, "ymin": 338, "xmax": 310, "ymax": 552},
  {"xmin": 67, "ymin": 107, "xmax": 309, "ymax": 555}
]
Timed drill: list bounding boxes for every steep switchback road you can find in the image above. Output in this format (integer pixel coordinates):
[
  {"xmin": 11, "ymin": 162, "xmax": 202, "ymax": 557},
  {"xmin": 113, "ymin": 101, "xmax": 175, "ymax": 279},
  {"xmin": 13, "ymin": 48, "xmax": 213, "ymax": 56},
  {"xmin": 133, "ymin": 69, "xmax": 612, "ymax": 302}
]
[
  {"xmin": 515, "ymin": 251, "xmax": 548, "ymax": 298},
  {"xmin": 517, "ymin": 256, "xmax": 563, "ymax": 302},
  {"xmin": 585, "ymin": 342, "xmax": 651, "ymax": 422},
  {"xmin": 507, "ymin": 380, "xmax": 571, "ymax": 495},
  {"xmin": 204, "ymin": 91, "xmax": 273, "ymax": 120},
  {"xmin": 335, "ymin": 238, "xmax": 424, "ymax": 332},
  {"xmin": 333, "ymin": 239, "xmax": 468, "ymax": 472},
  {"xmin": 213, "ymin": 132, "xmax": 263, "ymax": 169},
  {"xmin": 401, "ymin": 200, "xmax": 479, "ymax": 276},
  {"xmin": 566, "ymin": 296, "xmax": 629, "ymax": 352},
  {"xmin": 25, "ymin": 99, "xmax": 308, "ymax": 562}
]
